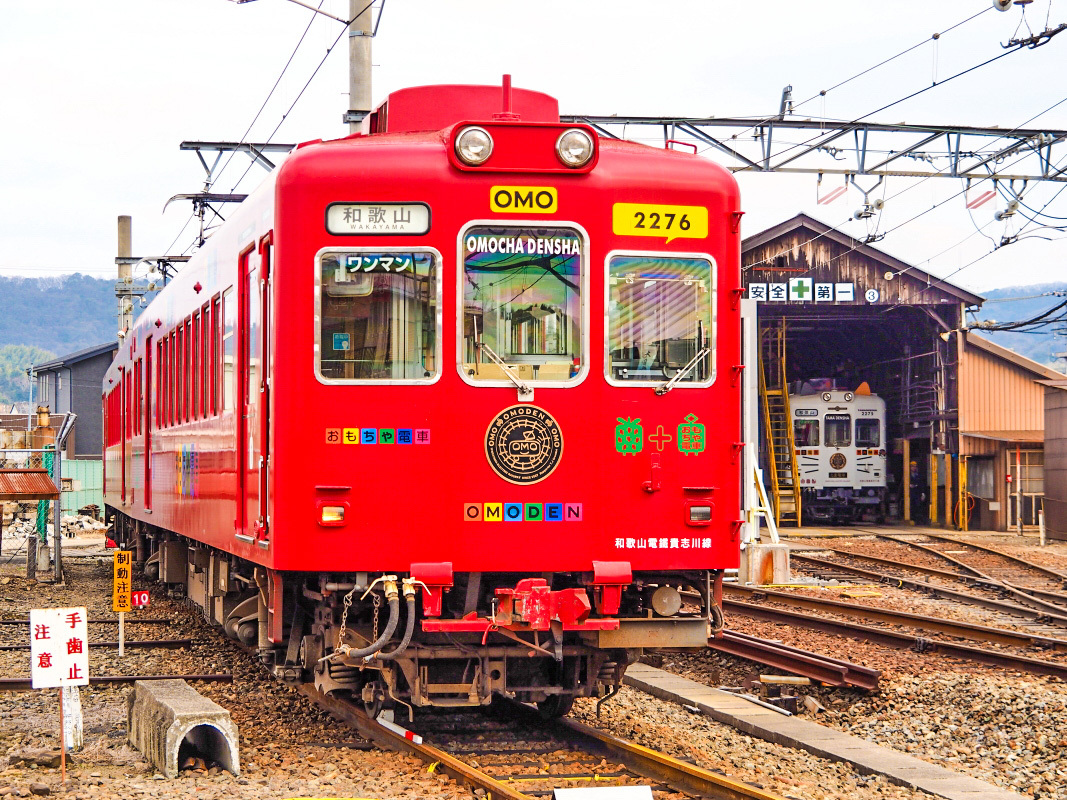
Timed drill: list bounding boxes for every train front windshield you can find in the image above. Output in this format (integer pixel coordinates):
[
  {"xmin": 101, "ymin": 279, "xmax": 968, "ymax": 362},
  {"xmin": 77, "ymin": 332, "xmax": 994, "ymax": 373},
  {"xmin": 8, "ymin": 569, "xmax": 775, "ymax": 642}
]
[
  {"xmin": 461, "ymin": 226, "xmax": 584, "ymax": 382},
  {"xmin": 607, "ymin": 254, "xmax": 714, "ymax": 385}
]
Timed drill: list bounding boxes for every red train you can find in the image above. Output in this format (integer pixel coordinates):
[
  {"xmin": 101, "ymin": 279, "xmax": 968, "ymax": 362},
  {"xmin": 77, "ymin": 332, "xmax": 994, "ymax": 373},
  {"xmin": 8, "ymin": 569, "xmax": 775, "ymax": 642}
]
[{"xmin": 104, "ymin": 79, "xmax": 742, "ymax": 718}]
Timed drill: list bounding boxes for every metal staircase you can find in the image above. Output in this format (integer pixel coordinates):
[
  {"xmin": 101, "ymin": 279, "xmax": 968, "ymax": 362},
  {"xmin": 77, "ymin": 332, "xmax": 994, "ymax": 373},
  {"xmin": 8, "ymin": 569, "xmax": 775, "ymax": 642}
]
[{"xmin": 759, "ymin": 320, "xmax": 802, "ymax": 527}]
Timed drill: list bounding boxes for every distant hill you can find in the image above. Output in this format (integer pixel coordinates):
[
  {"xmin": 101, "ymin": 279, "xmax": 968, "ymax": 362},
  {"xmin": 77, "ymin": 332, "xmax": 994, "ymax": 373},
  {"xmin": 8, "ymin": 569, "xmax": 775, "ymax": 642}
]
[
  {"xmin": 0, "ymin": 273, "xmax": 1061, "ymax": 405},
  {"xmin": 970, "ymin": 281, "xmax": 1067, "ymax": 369},
  {"xmin": 0, "ymin": 273, "xmax": 139, "ymax": 405},
  {"xmin": 0, "ymin": 274, "xmax": 123, "ymax": 353}
]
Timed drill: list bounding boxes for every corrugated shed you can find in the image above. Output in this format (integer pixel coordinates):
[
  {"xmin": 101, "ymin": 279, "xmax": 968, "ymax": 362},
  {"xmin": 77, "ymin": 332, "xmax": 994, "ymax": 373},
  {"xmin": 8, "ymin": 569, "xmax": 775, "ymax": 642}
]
[
  {"xmin": 0, "ymin": 469, "xmax": 59, "ymax": 501},
  {"xmin": 958, "ymin": 334, "xmax": 1064, "ymax": 456}
]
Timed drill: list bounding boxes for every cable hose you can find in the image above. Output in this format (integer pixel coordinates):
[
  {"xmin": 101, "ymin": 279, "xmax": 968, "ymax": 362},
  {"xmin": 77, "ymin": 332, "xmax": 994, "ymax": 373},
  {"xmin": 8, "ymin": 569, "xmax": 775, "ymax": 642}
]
[
  {"xmin": 331, "ymin": 597, "xmax": 401, "ymax": 660},
  {"xmin": 373, "ymin": 596, "xmax": 417, "ymax": 662},
  {"xmin": 709, "ymin": 603, "xmax": 725, "ymax": 635}
]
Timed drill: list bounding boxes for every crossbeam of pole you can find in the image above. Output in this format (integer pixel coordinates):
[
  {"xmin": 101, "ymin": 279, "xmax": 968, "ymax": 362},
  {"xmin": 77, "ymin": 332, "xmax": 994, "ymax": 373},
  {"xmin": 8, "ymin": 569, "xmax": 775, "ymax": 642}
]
[{"xmin": 560, "ymin": 116, "xmax": 1067, "ymax": 183}]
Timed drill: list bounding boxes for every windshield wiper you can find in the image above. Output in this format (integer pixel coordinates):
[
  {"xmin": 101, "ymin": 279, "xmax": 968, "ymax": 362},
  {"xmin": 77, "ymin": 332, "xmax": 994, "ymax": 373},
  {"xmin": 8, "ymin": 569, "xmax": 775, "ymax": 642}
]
[
  {"xmin": 655, "ymin": 347, "xmax": 711, "ymax": 395},
  {"xmin": 477, "ymin": 342, "xmax": 533, "ymax": 399}
]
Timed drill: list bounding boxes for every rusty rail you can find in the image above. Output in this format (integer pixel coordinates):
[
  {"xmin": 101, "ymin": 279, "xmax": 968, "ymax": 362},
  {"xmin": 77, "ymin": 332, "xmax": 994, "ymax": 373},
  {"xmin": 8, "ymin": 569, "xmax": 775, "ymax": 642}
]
[
  {"xmin": 708, "ymin": 629, "xmax": 880, "ymax": 690},
  {"xmin": 0, "ymin": 674, "xmax": 233, "ymax": 691},
  {"xmin": 724, "ymin": 584, "xmax": 1067, "ymax": 651},
  {"xmin": 725, "ymin": 599, "xmax": 1067, "ymax": 680},
  {"xmin": 918, "ymin": 532, "xmax": 1067, "ymax": 584},
  {"xmin": 791, "ymin": 553, "xmax": 1067, "ymax": 627},
  {"xmin": 0, "ymin": 639, "xmax": 191, "ymax": 652},
  {"xmin": 0, "ymin": 618, "xmax": 170, "ymax": 625}
]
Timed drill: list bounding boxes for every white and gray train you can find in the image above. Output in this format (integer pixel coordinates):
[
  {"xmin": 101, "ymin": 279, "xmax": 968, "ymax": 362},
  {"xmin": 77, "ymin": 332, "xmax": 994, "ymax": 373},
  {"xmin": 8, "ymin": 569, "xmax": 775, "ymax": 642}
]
[{"xmin": 791, "ymin": 381, "xmax": 887, "ymax": 524}]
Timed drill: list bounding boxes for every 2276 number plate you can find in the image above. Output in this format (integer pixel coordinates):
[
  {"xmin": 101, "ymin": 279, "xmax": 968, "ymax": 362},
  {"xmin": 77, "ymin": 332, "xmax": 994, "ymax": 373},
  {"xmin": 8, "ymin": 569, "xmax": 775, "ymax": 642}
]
[{"xmin": 612, "ymin": 203, "xmax": 708, "ymax": 243}]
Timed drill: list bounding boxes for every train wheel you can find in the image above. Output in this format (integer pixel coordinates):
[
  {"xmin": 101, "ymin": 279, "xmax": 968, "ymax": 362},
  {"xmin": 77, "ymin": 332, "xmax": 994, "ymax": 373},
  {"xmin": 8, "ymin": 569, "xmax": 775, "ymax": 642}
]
[
  {"xmin": 536, "ymin": 694, "xmax": 575, "ymax": 719},
  {"xmin": 361, "ymin": 680, "xmax": 386, "ymax": 719}
]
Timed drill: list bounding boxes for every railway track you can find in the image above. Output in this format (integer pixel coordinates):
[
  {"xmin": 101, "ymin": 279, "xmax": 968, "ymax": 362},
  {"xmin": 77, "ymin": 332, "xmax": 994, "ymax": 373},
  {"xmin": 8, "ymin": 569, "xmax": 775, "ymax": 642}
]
[
  {"xmin": 301, "ymin": 683, "xmax": 787, "ymax": 800},
  {"xmin": 792, "ymin": 550, "xmax": 1067, "ymax": 630},
  {"xmin": 723, "ymin": 583, "xmax": 1067, "ymax": 679}
]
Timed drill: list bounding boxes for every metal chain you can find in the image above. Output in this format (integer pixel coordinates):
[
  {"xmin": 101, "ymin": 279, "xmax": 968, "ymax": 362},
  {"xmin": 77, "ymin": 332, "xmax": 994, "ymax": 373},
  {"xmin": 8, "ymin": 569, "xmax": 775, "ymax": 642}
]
[
  {"xmin": 337, "ymin": 585, "xmax": 357, "ymax": 646},
  {"xmin": 372, "ymin": 593, "xmax": 382, "ymax": 642}
]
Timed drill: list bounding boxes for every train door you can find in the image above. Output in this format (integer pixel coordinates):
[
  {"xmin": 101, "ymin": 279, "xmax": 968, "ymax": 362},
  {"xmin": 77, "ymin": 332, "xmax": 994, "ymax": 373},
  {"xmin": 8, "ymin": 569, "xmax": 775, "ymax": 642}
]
[
  {"xmin": 237, "ymin": 241, "xmax": 270, "ymax": 542},
  {"xmin": 144, "ymin": 337, "xmax": 153, "ymax": 512}
]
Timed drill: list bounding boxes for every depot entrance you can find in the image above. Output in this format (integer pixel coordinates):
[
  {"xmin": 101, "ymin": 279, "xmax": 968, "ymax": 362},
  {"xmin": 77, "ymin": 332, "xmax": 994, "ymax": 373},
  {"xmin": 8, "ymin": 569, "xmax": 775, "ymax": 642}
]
[{"xmin": 743, "ymin": 214, "xmax": 982, "ymax": 528}]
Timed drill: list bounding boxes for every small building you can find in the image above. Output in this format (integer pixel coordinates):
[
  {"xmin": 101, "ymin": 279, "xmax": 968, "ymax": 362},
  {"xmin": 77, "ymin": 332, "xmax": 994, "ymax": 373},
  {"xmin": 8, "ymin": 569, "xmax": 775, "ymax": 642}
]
[
  {"xmin": 32, "ymin": 341, "xmax": 118, "ymax": 514},
  {"xmin": 959, "ymin": 334, "xmax": 1064, "ymax": 531},
  {"xmin": 1041, "ymin": 380, "xmax": 1067, "ymax": 541}
]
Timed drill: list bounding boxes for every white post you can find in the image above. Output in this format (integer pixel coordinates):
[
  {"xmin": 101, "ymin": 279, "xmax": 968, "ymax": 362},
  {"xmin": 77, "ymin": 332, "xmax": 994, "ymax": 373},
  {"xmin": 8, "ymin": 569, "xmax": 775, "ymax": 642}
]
[{"xmin": 62, "ymin": 685, "xmax": 83, "ymax": 751}]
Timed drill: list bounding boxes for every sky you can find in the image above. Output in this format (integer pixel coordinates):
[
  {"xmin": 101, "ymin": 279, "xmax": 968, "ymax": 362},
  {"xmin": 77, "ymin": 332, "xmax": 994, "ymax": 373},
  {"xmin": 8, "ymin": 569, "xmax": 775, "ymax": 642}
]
[{"xmin": 0, "ymin": 0, "xmax": 1064, "ymax": 296}]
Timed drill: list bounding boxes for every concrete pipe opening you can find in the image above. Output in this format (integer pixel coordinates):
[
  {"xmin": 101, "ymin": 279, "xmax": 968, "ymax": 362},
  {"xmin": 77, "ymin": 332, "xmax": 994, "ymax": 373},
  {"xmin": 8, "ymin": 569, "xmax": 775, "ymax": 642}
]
[{"xmin": 177, "ymin": 724, "xmax": 237, "ymax": 774}]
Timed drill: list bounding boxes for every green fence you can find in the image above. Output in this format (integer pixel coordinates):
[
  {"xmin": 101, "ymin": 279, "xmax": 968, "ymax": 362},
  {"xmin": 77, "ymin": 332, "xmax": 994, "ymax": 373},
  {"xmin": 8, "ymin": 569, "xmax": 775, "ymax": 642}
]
[{"xmin": 64, "ymin": 458, "xmax": 103, "ymax": 517}]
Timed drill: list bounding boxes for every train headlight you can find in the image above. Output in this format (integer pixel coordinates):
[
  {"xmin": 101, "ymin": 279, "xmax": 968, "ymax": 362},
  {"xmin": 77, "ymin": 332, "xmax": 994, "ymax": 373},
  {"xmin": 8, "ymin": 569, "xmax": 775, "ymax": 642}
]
[
  {"xmin": 320, "ymin": 505, "xmax": 345, "ymax": 524},
  {"xmin": 555, "ymin": 128, "xmax": 594, "ymax": 168},
  {"xmin": 455, "ymin": 126, "xmax": 494, "ymax": 165}
]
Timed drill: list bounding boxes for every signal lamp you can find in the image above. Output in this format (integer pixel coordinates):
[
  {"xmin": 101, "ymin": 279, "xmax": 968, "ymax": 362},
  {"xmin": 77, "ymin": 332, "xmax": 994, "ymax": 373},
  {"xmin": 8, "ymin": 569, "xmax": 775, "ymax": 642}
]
[
  {"xmin": 555, "ymin": 128, "xmax": 594, "ymax": 168},
  {"xmin": 455, "ymin": 126, "xmax": 494, "ymax": 166}
]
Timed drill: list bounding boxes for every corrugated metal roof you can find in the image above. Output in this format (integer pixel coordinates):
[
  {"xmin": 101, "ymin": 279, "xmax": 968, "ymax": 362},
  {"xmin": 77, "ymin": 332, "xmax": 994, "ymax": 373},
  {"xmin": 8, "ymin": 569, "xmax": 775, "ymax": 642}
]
[
  {"xmin": 0, "ymin": 469, "xmax": 59, "ymax": 501},
  {"xmin": 966, "ymin": 334, "xmax": 1067, "ymax": 381}
]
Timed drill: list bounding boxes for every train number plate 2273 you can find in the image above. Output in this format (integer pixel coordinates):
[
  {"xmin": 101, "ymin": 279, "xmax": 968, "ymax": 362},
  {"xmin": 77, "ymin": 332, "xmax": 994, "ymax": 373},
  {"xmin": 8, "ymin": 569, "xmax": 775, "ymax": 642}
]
[{"xmin": 612, "ymin": 203, "xmax": 708, "ymax": 243}]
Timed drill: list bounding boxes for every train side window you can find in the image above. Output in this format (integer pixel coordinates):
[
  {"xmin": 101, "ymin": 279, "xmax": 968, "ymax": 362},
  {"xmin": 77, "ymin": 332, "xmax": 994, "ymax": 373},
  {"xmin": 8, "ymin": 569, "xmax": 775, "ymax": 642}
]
[
  {"xmin": 825, "ymin": 413, "xmax": 851, "ymax": 447},
  {"xmin": 212, "ymin": 296, "xmax": 221, "ymax": 415},
  {"xmin": 184, "ymin": 318, "xmax": 193, "ymax": 423},
  {"xmin": 605, "ymin": 252, "xmax": 714, "ymax": 387},
  {"xmin": 222, "ymin": 288, "xmax": 236, "ymax": 410},
  {"xmin": 316, "ymin": 249, "xmax": 440, "ymax": 382},
  {"xmin": 794, "ymin": 419, "xmax": 819, "ymax": 448},
  {"xmin": 856, "ymin": 418, "xmax": 880, "ymax": 447},
  {"xmin": 192, "ymin": 311, "xmax": 201, "ymax": 421},
  {"xmin": 460, "ymin": 226, "xmax": 585, "ymax": 385},
  {"xmin": 201, "ymin": 305, "xmax": 210, "ymax": 419}
]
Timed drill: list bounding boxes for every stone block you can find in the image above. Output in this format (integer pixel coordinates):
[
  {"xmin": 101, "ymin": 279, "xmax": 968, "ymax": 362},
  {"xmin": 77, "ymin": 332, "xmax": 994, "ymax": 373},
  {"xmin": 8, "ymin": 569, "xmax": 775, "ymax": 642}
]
[
  {"xmin": 740, "ymin": 542, "xmax": 791, "ymax": 585},
  {"xmin": 127, "ymin": 679, "xmax": 239, "ymax": 778}
]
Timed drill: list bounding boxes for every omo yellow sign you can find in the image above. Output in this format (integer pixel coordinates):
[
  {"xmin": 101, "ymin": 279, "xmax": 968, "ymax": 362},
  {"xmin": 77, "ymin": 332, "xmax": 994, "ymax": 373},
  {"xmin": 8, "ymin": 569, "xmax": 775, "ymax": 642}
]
[{"xmin": 490, "ymin": 185, "xmax": 558, "ymax": 214}]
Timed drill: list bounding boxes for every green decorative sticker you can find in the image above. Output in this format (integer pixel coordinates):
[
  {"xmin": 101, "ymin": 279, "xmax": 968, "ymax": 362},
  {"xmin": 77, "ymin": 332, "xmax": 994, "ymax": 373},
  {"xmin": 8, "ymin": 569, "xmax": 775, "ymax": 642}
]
[
  {"xmin": 677, "ymin": 413, "xmax": 706, "ymax": 455},
  {"xmin": 615, "ymin": 417, "xmax": 644, "ymax": 454}
]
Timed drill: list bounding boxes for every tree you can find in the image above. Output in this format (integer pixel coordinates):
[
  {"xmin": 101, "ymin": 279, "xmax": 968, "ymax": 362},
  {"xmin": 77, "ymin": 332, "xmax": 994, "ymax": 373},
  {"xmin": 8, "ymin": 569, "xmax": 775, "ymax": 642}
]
[{"xmin": 0, "ymin": 345, "xmax": 54, "ymax": 406}]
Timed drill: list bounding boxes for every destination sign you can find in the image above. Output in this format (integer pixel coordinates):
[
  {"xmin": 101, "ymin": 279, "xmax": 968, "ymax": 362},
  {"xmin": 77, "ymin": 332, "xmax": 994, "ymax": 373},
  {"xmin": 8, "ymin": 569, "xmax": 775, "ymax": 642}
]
[{"xmin": 326, "ymin": 203, "xmax": 430, "ymax": 235}]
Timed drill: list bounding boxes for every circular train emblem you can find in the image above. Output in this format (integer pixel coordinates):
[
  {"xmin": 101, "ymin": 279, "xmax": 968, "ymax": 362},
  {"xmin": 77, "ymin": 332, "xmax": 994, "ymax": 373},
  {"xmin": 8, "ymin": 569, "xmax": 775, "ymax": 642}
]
[
  {"xmin": 484, "ymin": 405, "xmax": 564, "ymax": 485},
  {"xmin": 829, "ymin": 453, "xmax": 847, "ymax": 470}
]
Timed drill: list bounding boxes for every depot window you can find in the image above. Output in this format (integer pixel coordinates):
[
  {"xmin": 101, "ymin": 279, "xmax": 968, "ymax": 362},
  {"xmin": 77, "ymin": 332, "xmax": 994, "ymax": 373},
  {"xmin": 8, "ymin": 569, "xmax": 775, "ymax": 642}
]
[
  {"xmin": 316, "ymin": 249, "xmax": 440, "ymax": 383},
  {"xmin": 856, "ymin": 418, "xmax": 880, "ymax": 447},
  {"xmin": 606, "ymin": 252, "xmax": 715, "ymax": 386},
  {"xmin": 825, "ymin": 414, "xmax": 851, "ymax": 447},
  {"xmin": 460, "ymin": 225, "xmax": 586, "ymax": 384}
]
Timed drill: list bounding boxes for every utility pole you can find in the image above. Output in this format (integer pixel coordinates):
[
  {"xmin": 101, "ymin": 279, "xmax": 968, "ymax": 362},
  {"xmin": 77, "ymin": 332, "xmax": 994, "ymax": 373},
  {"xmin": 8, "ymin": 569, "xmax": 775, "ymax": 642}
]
[
  {"xmin": 348, "ymin": 0, "xmax": 373, "ymax": 133},
  {"xmin": 116, "ymin": 216, "xmax": 134, "ymax": 339}
]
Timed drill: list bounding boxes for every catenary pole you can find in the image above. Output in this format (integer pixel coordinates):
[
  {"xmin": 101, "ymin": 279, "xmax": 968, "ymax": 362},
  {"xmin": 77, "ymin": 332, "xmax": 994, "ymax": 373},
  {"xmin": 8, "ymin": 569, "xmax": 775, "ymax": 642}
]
[{"xmin": 348, "ymin": 1, "xmax": 373, "ymax": 134}]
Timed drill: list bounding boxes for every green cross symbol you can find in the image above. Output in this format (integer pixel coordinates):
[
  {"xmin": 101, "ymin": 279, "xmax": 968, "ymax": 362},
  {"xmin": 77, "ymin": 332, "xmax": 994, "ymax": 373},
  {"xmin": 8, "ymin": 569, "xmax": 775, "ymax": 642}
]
[{"xmin": 792, "ymin": 280, "xmax": 810, "ymax": 300}]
